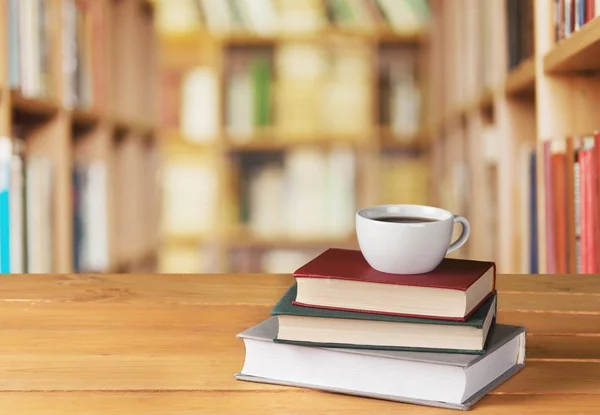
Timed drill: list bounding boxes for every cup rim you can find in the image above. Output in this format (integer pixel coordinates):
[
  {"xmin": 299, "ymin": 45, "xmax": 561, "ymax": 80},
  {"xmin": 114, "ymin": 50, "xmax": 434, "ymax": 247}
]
[{"xmin": 356, "ymin": 204, "xmax": 453, "ymax": 222}]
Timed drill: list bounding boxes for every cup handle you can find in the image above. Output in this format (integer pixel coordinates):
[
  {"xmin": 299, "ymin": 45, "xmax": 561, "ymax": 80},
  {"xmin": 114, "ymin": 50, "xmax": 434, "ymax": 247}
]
[{"xmin": 446, "ymin": 215, "xmax": 471, "ymax": 255}]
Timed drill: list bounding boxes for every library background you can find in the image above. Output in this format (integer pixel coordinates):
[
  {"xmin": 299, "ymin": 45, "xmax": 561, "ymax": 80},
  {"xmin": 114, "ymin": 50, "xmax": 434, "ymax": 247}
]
[{"xmin": 0, "ymin": 0, "xmax": 597, "ymax": 275}]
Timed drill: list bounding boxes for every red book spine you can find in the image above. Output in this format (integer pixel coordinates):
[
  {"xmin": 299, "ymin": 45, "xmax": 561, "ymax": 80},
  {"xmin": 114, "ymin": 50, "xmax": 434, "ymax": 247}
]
[
  {"xmin": 594, "ymin": 133, "xmax": 600, "ymax": 271},
  {"xmin": 590, "ymin": 146, "xmax": 598, "ymax": 273},
  {"xmin": 580, "ymin": 150, "xmax": 589, "ymax": 273},
  {"xmin": 580, "ymin": 150, "xmax": 596, "ymax": 273},
  {"xmin": 587, "ymin": 0, "xmax": 595, "ymax": 22}
]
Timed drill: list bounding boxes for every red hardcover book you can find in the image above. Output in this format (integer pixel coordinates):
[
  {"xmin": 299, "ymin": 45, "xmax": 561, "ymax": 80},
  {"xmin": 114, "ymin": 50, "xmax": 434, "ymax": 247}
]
[
  {"xmin": 566, "ymin": 137, "xmax": 577, "ymax": 273},
  {"xmin": 292, "ymin": 248, "xmax": 496, "ymax": 321},
  {"xmin": 579, "ymin": 149, "xmax": 595, "ymax": 273},
  {"xmin": 589, "ymin": 146, "xmax": 598, "ymax": 273},
  {"xmin": 594, "ymin": 133, "xmax": 600, "ymax": 271}
]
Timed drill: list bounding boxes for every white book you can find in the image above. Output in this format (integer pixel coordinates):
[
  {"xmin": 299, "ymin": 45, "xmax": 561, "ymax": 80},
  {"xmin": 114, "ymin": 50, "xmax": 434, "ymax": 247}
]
[
  {"xmin": 20, "ymin": 0, "xmax": 40, "ymax": 97},
  {"xmin": 284, "ymin": 150, "xmax": 328, "ymax": 238},
  {"xmin": 249, "ymin": 165, "xmax": 284, "ymax": 237},
  {"xmin": 237, "ymin": 318, "xmax": 526, "ymax": 410},
  {"xmin": 277, "ymin": 0, "xmax": 326, "ymax": 34},
  {"xmin": 156, "ymin": 0, "xmax": 200, "ymax": 33},
  {"xmin": 10, "ymin": 151, "xmax": 24, "ymax": 273},
  {"xmin": 61, "ymin": 0, "xmax": 77, "ymax": 108},
  {"xmin": 26, "ymin": 157, "xmax": 53, "ymax": 273},
  {"xmin": 83, "ymin": 162, "xmax": 109, "ymax": 272},
  {"xmin": 0, "ymin": 138, "xmax": 11, "ymax": 273},
  {"xmin": 180, "ymin": 67, "xmax": 219, "ymax": 143},
  {"xmin": 226, "ymin": 69, "xmax": 254, "ymax": 141},
  {"xmin": 377, "ymin": 0, "xmax": 423, "ymax": 33},
  {"xmin": 240, "ymin": 0, "xmax": 279, "ymax": 34},
  {"xmin": 200, "ymin": 0, "xmax": 234, "ymax": 33},
  {"xmin": 162, "ymin": 163, "xmax": 218, "ymax": 236},
  {"xmin": 326, "ymin": 147, "xmax": 355, "ymax": 237},
  {"xmin": 390, "ymin": 59, "xmax": 421, "ymax": 137}
]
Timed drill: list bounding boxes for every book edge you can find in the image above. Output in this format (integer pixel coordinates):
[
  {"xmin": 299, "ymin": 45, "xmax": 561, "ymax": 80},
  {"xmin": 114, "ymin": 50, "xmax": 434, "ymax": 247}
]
[{"xmin": 233, "ymin": 362, "xmax": 525, "ymax": 411}]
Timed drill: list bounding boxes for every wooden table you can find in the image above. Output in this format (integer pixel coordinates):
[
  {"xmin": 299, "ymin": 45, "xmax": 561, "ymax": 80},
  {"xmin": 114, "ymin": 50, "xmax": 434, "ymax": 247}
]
[{"xmin": 0, "ymin": 274, "xmax": 599, "ymax": 414}]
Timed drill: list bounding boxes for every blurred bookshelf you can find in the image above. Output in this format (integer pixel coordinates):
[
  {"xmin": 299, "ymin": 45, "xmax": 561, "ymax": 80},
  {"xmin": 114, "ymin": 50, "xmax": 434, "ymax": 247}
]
[
  {"xmin": 430, "ymin": 0, "xmax": 600, "ymax": 275},
  {"xmin": 0, "ymin": 0, "xmax": 159, "ymax": 274},
  {"xmin": 155, "ymin": 0, "xmax": 433, "ymax": 273}
]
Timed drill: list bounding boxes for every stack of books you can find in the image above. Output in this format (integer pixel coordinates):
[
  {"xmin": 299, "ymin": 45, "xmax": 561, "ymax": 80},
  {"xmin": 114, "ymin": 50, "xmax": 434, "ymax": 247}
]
[{"xmin": 235, "ymin": 248, "xmax": 526, "ymax": 410}]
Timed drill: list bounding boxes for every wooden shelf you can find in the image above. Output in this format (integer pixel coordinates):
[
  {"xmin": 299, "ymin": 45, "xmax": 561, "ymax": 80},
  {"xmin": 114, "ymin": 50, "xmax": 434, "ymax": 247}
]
[
  {"xmin": 226, "ymin": 136, "xmax": 368, "ymax": 152},
  {"xmin": 10, "ymin": 90, "xmax": 59, "ymax": 118},
  {"xmin": 162, "ymin": 234, "xmax": 212, "ymax": 246},
  {"xmin": 71, "ymin": 107, "xmax": 101, "ymax": 129},
  {"xmin": 379, "ymin": 128, "xmax": 429, "ymax": 151},
  {"xmin": 113, "ymin": 116, "xmax": 156, "ymax": 137},
  {"xmin": 164, "ymin": 28, "xmax": 427, "ymax": 47},
  {"xmin": 505, "ymin": 57, "xmax": 536, "ymax": 96},
  {"xmin": 476, "ymin": 89, "xmax": 494, "ymax": 112},
  {"xmin": 544, "ymin": 16, "xmax": 600, "ymax": 73},
  {"xmin": 162, "ymin": 130, "xmax": 372, "ymax": 152},
  {"xmin": 113, "ymin": 247, "xmax": 158, "ymax": 273},
  {"xmin": 227, "ymin": 232, "xmax": 358, "ymax": 250}
]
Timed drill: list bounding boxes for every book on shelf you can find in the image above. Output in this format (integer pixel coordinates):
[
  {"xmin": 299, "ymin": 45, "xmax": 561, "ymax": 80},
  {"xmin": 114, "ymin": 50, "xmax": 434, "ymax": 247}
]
[
  {"xmin": 177, "ymin": 0, "xmax": 431, "ymax": 35},
  {"xmin": 0, "ymin": 137, "xmax": 56, "ymax": 274},
  {"xmin": 0, "ymin": 139, "xmax": 11, "ymax": 273},
  {"xmin": 156, "ymin": 0, "xmax": 202, "ymax": 34},
  {"xmin": 8, "ymin": 0, "xmax": 105, "ymax": 108},
  {"xmin": 161, "ymin": 160, "xmax": 219, "ymax": 237},
  {"xmin": 277, "ymin": 0, "xmax": 328, "ymax": 34},
  {"xmin": 506, "ymin": 0, "xmax": 534, "ymax": 70},
  {"xmin": 72, "ymin": 161, "xmax": 109, "ymax": 272},
  {"xmin": 542, "ymin": 135, "xmax": 600, "ymax": 274},
  {"xmin": 179, "ymin": 67, "xmax": 220, "ymax": 142},
  {"xmin": 225, "ymin": 49, "xmax": 273, "ymax": 142},
  {"xmin": 555, "ymin": 0, "xmax": 600, "ymax": 42},
  {"xmin": 291, "ymin": 248, "xmax": 496, "ymax": 320},
  {"xmin": 236, "ymin": 148, "xmax": 356, "ymax": 240},
  {"xmin": 236, "ymin": 317, "xmax": 525, "ymax": 410},
  {"xmin": 8, "ymin": 0, "xmax": 52, "ymax": 98},
  {"xmin": 272, "ymin": 283, "xmax": 498, "ymax": 354}
]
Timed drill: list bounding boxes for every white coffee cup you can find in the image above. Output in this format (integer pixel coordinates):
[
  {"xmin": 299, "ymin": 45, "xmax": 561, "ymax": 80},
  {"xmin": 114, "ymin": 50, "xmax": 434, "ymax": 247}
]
[{"xmin": 356, "ymin": 204, "xmax": 470, "ymax": 274}]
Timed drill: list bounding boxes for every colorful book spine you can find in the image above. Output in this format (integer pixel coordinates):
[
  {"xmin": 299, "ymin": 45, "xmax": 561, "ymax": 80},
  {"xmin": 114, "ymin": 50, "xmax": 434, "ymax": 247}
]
[
  {"xmin": 529, "ymin": 152, "xmax": 538, "ymax": 273},
  {"xmin": 0, "ymin": 138, "xmax": 12, "ymax": 273}
]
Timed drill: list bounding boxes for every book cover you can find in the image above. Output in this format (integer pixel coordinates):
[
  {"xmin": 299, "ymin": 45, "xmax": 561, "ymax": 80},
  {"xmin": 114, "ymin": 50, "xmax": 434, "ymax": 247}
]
[
  {"xmin": 271, "ymin": 283, "xmax": 497, "ymax": 354},
  {"xmin": 0, "ymin": 138, "xmax": 12, "ymax": 273},
  {"xmin": 293, "ymin": 248, "xmax": 495, "ymax": 291},
  {"xmin": 235, "ymin": 318, "xmax": 526, "ymax": 411},
  {"xmin": 566, "ymin": 138, "xmax": 576, "ymax": 273}
]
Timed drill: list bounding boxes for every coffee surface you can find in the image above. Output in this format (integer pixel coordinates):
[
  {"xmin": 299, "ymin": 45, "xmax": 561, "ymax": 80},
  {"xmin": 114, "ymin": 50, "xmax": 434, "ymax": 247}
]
[{"xmin": 373, "ymin": 216, "xmax": 439, "ymax": 223}]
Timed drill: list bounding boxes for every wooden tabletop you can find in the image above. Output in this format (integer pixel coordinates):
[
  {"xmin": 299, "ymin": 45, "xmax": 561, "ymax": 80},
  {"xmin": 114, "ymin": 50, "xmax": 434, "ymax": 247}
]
[{"xmin": 0, "ymin": 273, "xmax": 599, "ymax": 414}]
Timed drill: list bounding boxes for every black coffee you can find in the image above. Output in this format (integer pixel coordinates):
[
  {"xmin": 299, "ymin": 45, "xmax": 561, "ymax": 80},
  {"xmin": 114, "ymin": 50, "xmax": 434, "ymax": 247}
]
[{"xmin": 374, "ymin": 216, "xmax": 438, "ymax": 223}]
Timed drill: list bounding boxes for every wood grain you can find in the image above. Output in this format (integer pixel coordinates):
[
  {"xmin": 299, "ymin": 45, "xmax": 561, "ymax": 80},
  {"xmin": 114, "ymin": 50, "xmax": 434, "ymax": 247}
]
[
  {"xmin": 0, "ymin": 392, "xmax": 597, "ymax": 415},
  {"xmin": 0, "ymin": 273, "xmax": 598, "ymax": 414}
]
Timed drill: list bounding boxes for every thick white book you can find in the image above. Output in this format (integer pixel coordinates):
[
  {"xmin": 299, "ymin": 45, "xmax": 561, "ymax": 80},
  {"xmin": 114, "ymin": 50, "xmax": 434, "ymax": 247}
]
[{"xmin": 236, "ymin": 317, "xmax": 526, "ymax": 411}]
